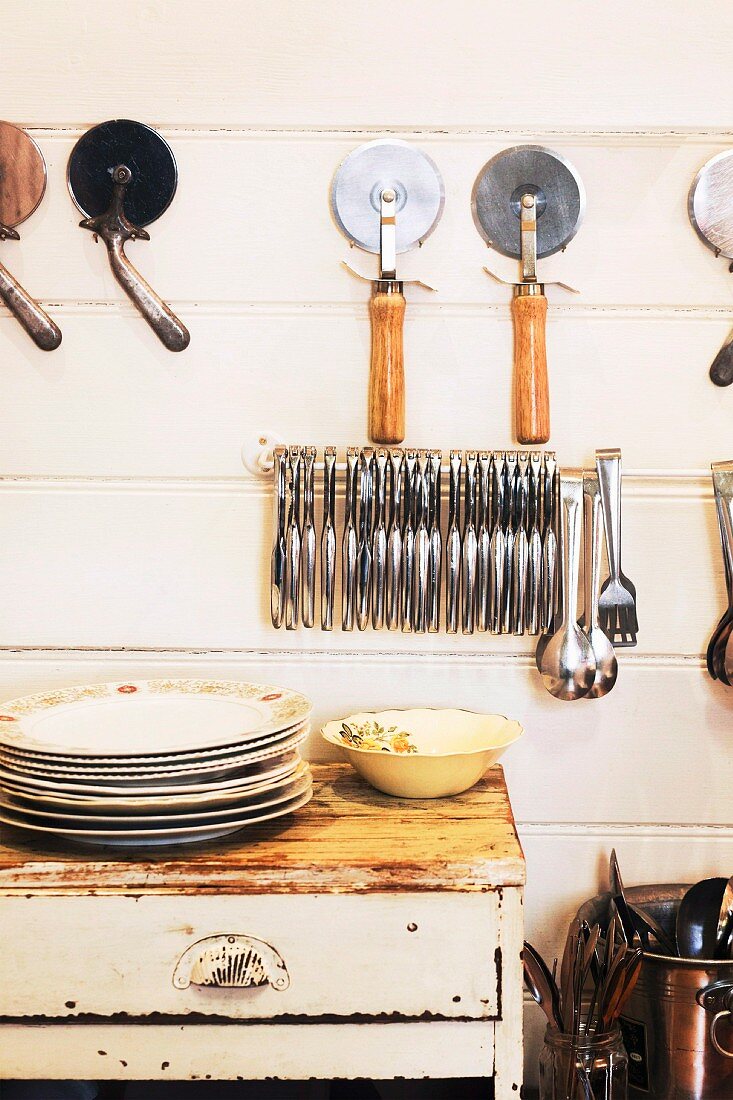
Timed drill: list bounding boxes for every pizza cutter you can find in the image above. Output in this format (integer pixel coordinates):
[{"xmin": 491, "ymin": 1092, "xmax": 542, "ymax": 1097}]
[
  {"xmin": 0, "ymin": 121, "xmax": 62, "ymax": 351},
  {"xmin": 68, "ymin": 119, "xmax": 190, "ymax": 352},
  {"xmin": 331, "ymin": 139, "xmax": 444, "ymax": 444},
  {"xmin": 472, "ymin": 145, "xmax": 585, "ymax": 445},
  {"xmin": 689, "ymin": 149, "xmax": 733, "ymax": 387}
]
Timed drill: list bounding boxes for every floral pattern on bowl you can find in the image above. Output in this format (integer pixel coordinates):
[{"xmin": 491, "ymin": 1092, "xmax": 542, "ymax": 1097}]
[{"xmin": 336, "ymin": 720, "xmax": 418, "ymax": 754}]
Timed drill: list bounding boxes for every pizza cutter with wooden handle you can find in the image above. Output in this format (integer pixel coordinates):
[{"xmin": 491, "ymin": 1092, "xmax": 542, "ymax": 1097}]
[
  {"xmin": 471, "ymin": 145, "xmax": 585, "ymax": 444},
  {"xmin": 331, "ymin": 139, "xmax": 444, "ymax": 444},
  {"xmin": 689, "ymin": 149, "xmax": 733, "ymax": 386},
  {"xmin": 0, "ymin": 121, "xmax": 62, "ymax": 351}
]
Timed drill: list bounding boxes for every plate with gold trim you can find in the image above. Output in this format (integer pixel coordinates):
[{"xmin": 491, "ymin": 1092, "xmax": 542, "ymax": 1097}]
[{"xmin": 0, "ymin": 680, "xmax": 312, "ymax": 757}]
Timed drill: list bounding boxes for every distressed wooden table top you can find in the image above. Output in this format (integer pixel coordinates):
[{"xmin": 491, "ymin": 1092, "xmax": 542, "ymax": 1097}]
[{"xmin": 0, "ymin": 763, "xmax": 524, "ymax": 895}]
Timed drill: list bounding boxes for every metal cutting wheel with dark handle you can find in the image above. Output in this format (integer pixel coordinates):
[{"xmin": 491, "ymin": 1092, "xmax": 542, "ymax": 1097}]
[
  {"xmin": 472, "ymin": 145, "xmax": 585, "ymax": 444},
  {"xmin": 0, "ymin": 120, "xmax": 62, "ymax": 351},
  {"xmin": 68, "ymin": 119, "xmax": 190, "ymax": 352}
]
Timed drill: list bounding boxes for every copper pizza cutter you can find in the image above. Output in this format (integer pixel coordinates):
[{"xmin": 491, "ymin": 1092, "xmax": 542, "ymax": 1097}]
[
  {"xmin": 689, "ymin": 149, "xmax": 733, "ymax": 387},
  {"xmin": 331, "ymin": 139, "xmax": 444, "ymax": 444},
  {"xmin": 0, "ymin": 121, "xmax": 62, "ymax": 351},
  {"xmin": 472, "ymin": 145, "xmax": 585, "ymax": 445},
  {"xmin": 68, "ymin": 119, "xmax": 190, "ymax": 352}
]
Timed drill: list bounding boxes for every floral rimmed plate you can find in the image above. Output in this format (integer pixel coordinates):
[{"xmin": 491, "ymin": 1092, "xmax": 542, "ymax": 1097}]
[
  {"xmin": 0, "ymin": 680, "xmax": 312, "ymax": 757},
  {"xmin": 0, "ymin": 787, "xmax": 314, "ymax": 848},
  {"xmin": 0, "ymin": 751, "xmax": 302, "ymax": 799}
]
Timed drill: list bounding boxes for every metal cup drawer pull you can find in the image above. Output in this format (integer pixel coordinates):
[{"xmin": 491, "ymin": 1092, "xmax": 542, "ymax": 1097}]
[
  {"xmin": 0, "ymin": 121, "xmax": 62, "ymax": 351},
  {"xmin": 173, "ymin": 934, "xmax": 290, "ymax": 991},
  {"xmin": 67, "ymin": 119, "xmax": 190, "ymax": 352}
]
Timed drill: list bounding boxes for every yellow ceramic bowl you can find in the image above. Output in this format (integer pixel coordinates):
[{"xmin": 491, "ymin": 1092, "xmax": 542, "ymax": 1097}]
[{"xmin": 321, "ymin": 708, "xmax": 523, "ymax": 798}]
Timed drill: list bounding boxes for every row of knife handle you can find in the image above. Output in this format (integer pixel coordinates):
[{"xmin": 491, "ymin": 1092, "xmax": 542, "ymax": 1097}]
[{"xmin": 271, "ymin": 445, "xmax": 560, "ymax": 635}]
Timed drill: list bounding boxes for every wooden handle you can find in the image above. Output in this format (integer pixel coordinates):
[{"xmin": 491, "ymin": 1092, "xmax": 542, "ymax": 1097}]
[
  {"xmin": 512, "ymin": 291, "xmax": 550, "ymax": 445},
  {"xmin": 369, "ymin": 287, "xmax": 405, "ymax": 444}
]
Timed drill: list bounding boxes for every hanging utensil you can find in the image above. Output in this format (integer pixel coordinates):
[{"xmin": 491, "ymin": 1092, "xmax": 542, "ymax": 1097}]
[
  {"xmin": 471, "ymin": 145, "xmax": 585, "ymax": 443},
  {"xmin": 596, "ymin": 448, "xmax": 638, "ymax": 647},
  {"xmin": 526, "ymin": 452, "xmax": 543, "ymax": 636},
  {"xmin": 541, "ymin": 452, "xmax": 559, "ymax": 633},
  {"xmin": 511, "ymin": 452, "xmax": 529, "ymax": 635},
  {"xmin": 427, "ymin": 450, "xmax": 442, "ymax": 633},
  {"xmin": 356, "ymin": 448, "xmax": 374, "ymax": 630},
  {"xmin": 446, "ymin": 451, "xmax": 462, "ymax": 634},
  {"xmin": 321, "ymin": 447, "xmax": 337, "ymax": 630},
  {"xmin": 330, "ymin": 139, "xmax": 444, "ymax": 443},
  {"xmin": 538, "ymin": 471, "xmax": 596, "ymax": 700},
  {"xmin": 284, "ymin": 446, "xmax": 302, "ymax": 631},
  {"xmin": 401, "ymin": 449, "xmax": 418, "ymax": 631},
  {"xmin": 581, "ymin": 472, "xmax": 618, "ymax": 698},
  {"xmin": 413, "ymin": 450, "xmax": 431, "ymax": 633},
  {"xmin": 502, "ymin": 452, "xmax": 518, "ymax": 633},
  {"xmin": 371, "ymin": 449, "xmax": 388, "ymax": 630},
  {"xmin": 67, "ymin": 119, "xmax": 189, "ymax": 351},
  {"xmin": 709, "ymin": 461, "xmax": 733, "ymax": 682},
  {"xmin": 301, "ymin": 446, "xmax": 317, "ymax": 628},
  {"xmin": 688, "ymin": 150, "xmax": 733, "ymax": 385},
  {"xmin": 462, "ymin": 451, "xmax": 478, "ymax": 634},
  {"xmin": 270, "ymin": 446, "xmax": 287, "ymax": 628},
  {"xmin": 476, "ymin": 452, "xmax": 492, "ymax": 632},
  {"xmin": 386, "ymin": 449, "xmax": 404, "ymax": 630},
  {"xmin": 342, "ymin": 448, "xmax": 359, "ymax": 631},
  {"xmin": 489, "ymin": 453, "xmax": 506, "ymax": 634},
  {"xmin": 0, "ymin": 121, "xmax": 61, "ymax": 351}
]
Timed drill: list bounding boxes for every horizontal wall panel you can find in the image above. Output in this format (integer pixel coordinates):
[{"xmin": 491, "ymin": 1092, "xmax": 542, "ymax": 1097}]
[
  {"xmin": 0, "ymin": 651, "xmax": 729, "ymax": 827},
  {"xmin": 0, "ymin": 312, "xmax": 731, "ymax": 476},
  {"xmin": 5, "ymin": 133, "xmax": 733, "ymax": 308},
  {"xmin": 0, "ymin": 479, "xmax": 723, "ymax": 656},
  {"xmin": 3, "ymin": 1, "xmax": 733, "ymax": 129}
]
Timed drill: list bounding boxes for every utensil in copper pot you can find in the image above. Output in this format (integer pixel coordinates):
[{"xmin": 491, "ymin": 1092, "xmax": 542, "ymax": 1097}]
[
  {"xmin": 331, "ymin": 139, "xmax": 444, "ymax": 443},
  {"xmin": 68, "ymin": 119, "xmax": 189, "ymax": 351},
  {"xmin": 0, "ymin": 120, "xmax": 61, "ymax": 350}
]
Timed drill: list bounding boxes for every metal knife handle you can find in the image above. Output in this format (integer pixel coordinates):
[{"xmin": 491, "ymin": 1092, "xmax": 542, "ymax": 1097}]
[
  {"xmin": 386, "ymin": 449, "xmax": 404, "ymax": 630},
  {"xmin": 462, "ymin": 452, "xmax": 478, "ymax": 634},
  {"xmin": 489, "ymin": 526, "xmax": 505, "ymax": 634},
  {"xmin": 413, "ymin": 452, "xmax": 430, "ymax": 633},
  {"xmin": 445, "ymin": 451, "xmax": 462, "ymax": 634},
  {"xmin": 301, "ymin": 447, "xmax": 316, "ymax": 628},
  {"xmin": 270, "ymin": 446, "xmax": 287, "ymax": 628},
  {"xmin": 321, "ymin": 447, "xmax": 337, "ymax": 630},
  {"xmin": 526, "ymin": 529, "xmax": 542, "ymax": 635},
  {"xmin": 284, "ymin": 446, "xmax": 303, "ymax": 630},
  {"xmin": 428, "ymin": 451, "xmax": 443, "ymax": 633},
  {"xmin": 0, "ymin": 247, "xmax": 62, "ymax": 351},
  {"xmin": 342, "ymin": 449, "xmax": 358, "ymax": 630},
  {"xmin": 512, "ymin": 531, "xmax": 528, "ymax": 635},
  {"xmin": 596, "ymin": 448, "xmax": 622, "ymax": 582},
  {"xmin": 372, "ymin": 450, "xmax": 388, "ymax": 629},
  {"xmin": 401, "ymin": 450, "xmax": 417, "ymax": 632},
  {"xmin": 356, "ymin": 449, "xmax": 374, "ymax": 630},
  {"xmin": 476, "ymin": 453, "xmax": 491, "ymax": 632}
]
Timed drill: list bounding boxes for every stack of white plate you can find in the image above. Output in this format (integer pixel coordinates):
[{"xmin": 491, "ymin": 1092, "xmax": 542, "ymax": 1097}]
[{"xmin": 0, "ymin": 679, "xmax": 313, "ymax": 847}]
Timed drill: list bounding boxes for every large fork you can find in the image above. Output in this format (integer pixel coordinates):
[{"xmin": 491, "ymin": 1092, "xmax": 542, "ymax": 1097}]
[{"xmin": 596, "ymin": 449, "xmax": 638, "ymax": 647}]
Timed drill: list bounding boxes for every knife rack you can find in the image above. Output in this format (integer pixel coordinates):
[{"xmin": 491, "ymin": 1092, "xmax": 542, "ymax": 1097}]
[{"xmin": 269, "ymin": 445, "xmax": 560, "ymax": 636}]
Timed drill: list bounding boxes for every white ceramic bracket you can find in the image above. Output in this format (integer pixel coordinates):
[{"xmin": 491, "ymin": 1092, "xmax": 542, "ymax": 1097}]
[{"xmin": 241, "ymin": 431, "xmax": 284, "ymax": 477}]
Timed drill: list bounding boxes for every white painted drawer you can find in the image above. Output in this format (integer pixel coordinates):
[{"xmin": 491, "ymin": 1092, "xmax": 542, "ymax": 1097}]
[{"xmin": 0, "ymin": 892, "xmax": 501, "ymax": 1020}]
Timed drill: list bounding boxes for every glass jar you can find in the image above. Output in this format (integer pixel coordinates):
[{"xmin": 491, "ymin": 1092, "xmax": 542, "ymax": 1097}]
[{"xmin": 539, "ymin": 1024, "xmax": 629, "ymax": 1100}]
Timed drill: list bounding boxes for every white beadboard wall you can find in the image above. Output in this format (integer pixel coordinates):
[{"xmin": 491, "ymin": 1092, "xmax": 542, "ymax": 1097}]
[{"xmin": 2, "ymin": 0, "xmax": 733, "ymax": 1089}]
